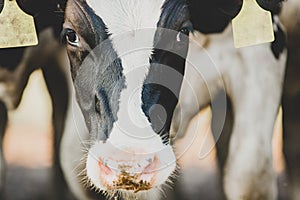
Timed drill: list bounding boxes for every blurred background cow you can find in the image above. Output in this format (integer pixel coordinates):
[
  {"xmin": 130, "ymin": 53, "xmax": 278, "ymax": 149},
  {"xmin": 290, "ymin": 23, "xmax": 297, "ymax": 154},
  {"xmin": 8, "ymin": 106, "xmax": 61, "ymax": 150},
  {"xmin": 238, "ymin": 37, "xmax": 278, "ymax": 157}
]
[{"xmin": 0, "ymin": 0, "xmax": 71, "ymax": 199}]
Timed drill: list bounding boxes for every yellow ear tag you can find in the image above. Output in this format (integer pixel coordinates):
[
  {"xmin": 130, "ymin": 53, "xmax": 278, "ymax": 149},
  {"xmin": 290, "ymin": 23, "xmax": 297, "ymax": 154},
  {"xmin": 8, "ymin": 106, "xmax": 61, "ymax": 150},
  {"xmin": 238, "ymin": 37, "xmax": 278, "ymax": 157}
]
[
  {"xmin": 232, "ymin": 0, "xmax": 274, "ymax": 48},
  {"xmin": 0, "ymin": 0, "xmax": 38, "ymax": 48}
]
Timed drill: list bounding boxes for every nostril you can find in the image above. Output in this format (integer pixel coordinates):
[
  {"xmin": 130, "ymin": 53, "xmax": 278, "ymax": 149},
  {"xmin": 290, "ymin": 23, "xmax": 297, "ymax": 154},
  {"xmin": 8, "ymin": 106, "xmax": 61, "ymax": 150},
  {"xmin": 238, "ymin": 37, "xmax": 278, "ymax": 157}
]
[
  {"xmin": 96, "ymin": 156, "xmax": 159, "ymax": 191},
  {"xmin": 143, "ymin": 156, "xmax": 158, "ymax": 174},
  {"xmin": 87, "ymin": 143, "xmax": 177, "ymax": 192},
  {"xmin": 98, "ymin": 159, "xmax": 112, "ymax": 175}
]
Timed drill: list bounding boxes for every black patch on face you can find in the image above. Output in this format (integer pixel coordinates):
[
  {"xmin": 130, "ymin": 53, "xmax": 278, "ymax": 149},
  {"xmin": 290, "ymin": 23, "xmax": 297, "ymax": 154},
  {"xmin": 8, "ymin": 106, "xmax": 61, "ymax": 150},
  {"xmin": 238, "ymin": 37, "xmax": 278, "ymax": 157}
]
[
  {"xmin": 142, "ymin": 0, "xmax": 190, "ymax": 144},
  {"xmin": 63, "ymin": 0, "xmax": 110, "ymax": 79},
  {"xmin": 63, "ymin": 0, "xmax": 125, "ymax": 140},
  {"xmin": 271, "ymin": 15, "xmax": 286, "ymax": 59},
  {"xmin": 187, "ymin": 0, "xmax": 242, "ymax": 34}
]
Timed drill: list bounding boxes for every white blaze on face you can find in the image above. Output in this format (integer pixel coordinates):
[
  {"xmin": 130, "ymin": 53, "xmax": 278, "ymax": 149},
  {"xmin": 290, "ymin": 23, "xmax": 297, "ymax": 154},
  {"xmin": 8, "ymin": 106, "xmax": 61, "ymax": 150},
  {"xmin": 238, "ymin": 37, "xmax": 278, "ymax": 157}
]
[{"xmin": 85, "ymin": 0, "xmax": 176, "ymax": 192}]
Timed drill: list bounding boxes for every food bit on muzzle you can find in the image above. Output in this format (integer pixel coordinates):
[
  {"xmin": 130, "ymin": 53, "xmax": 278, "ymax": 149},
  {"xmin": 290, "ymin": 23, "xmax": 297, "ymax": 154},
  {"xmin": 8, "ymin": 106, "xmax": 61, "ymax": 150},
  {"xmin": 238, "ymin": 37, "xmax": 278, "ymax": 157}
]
[{"xmin": 112, "ymin": 171, "xmax": 151, "ymax": 193}]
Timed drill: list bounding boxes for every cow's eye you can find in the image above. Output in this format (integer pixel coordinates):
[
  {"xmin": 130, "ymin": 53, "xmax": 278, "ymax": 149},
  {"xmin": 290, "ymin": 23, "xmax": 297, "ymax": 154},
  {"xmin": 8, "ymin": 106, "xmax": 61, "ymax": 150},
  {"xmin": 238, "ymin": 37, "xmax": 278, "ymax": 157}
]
[
  {"xmin": 176, "ymin": 27, "xmax": 190, "ymax": 42},
  {"xmin": 65, "ymin": 29, "xmax": 80, "ymax": 47}
]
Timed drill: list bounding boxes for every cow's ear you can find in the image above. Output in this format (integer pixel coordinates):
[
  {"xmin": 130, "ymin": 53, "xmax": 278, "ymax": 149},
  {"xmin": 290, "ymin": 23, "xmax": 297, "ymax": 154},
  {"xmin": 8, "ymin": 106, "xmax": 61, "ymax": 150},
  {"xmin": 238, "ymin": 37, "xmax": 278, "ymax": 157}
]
[
  {"xmin": 256, "ymin": 0, "xmax": 284, "ymax": 14},
  {"xmin": 217, "ymin": 0, "xmax": 243, "ymax": 18},
  {"xmin": 16, "ymin": 0, "xmax": 66, "ymax": 16},
  {"xmin": 17, "ymin": 0, "xmax": 48, "ymax": 15},
  {"xmin": 186, "ymin": 0, "xmax": 242, "ymax": 34}
]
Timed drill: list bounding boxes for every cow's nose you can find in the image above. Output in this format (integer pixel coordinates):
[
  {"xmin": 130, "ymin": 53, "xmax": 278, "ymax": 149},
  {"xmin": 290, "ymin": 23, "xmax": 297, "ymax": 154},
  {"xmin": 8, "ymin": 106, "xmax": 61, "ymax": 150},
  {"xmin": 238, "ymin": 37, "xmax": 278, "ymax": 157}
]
[
  {"xmin": 96, "ymin": 156, "xmax": 158, "ymax": 192},
  {"xmin": 86, "ymin": 140, "xmax": 176, "ymax": 193}
]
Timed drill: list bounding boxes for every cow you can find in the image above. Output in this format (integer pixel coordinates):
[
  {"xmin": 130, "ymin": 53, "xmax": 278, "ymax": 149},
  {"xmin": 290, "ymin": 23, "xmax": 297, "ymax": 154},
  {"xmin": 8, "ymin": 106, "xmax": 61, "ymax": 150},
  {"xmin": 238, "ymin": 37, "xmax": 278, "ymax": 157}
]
[
  {"xmin": 172, "ymin": 1, "xmax": 289, "ymax": 200},
  {"xmin": 0, "ymin": 0, "xmax": 71, "ymax": 199},
  {"xmin": 60, "ymin": 0, "xmax": 287, "ymax": 200},
  {"xmin": 173, "ymin": 1, "xmax": 300, "ymax": 200}
]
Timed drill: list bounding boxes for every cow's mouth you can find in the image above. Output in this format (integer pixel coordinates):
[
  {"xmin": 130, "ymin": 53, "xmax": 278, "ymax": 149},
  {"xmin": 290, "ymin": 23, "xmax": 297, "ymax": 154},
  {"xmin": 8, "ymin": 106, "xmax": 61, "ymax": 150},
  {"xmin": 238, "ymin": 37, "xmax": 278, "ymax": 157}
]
[
  {"xmin": 86, "ymin": 141, "xmax": 177, "ymax": 197},
  {"xmin": 110, "ymin": 171, "xmax": 152, "ymax": 193}
]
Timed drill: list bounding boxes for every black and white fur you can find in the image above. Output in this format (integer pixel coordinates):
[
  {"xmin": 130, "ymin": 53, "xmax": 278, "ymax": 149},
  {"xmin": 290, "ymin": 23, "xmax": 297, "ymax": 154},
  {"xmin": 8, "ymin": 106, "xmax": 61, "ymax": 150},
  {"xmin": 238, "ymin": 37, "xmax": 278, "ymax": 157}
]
[{"xmin": 61, "ymin": 0, "xmax": 190, "ymax": 199}]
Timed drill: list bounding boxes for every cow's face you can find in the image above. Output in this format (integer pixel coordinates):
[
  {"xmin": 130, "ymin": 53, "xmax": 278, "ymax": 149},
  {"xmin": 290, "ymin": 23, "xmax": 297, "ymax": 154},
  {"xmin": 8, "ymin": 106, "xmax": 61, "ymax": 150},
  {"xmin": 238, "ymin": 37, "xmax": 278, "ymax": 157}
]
[{"xmin": 62, "ymin": 0, "xmax": 191, "ymax": 198}]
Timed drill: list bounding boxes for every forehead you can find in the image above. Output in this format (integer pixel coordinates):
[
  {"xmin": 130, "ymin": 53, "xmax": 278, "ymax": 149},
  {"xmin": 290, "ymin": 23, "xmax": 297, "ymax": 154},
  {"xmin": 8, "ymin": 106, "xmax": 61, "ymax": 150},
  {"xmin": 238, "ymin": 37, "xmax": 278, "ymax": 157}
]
[
  {"xmin": 65, "ymin": 0, "xmax": 190, "ymax": 44},
  {"xmin": 85, "ymin": 0, "xmax": 166, "ymax": 35}
]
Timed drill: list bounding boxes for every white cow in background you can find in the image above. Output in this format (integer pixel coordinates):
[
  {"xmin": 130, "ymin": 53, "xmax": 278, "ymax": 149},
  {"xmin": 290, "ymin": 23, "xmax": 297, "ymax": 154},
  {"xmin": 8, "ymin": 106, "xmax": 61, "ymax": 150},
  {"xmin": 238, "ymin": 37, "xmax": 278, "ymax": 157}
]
[
  {"xmin": 172, "ymin": 0, "xmax": 300, "ymax": 200},
  {"xmin": 171, "ymin": 24, "xmax": 286, "ymax": 200},
  {"xmin": 0, "ymin": 0, "xmax": 71, "ymax": 199}
]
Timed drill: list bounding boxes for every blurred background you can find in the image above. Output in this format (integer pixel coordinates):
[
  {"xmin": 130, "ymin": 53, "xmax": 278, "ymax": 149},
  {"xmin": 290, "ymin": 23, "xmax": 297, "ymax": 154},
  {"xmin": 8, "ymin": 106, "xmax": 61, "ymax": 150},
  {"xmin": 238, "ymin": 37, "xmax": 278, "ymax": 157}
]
[{"xmin": 3, "ymin": 70, "xmax": 54, "ymax": 200}]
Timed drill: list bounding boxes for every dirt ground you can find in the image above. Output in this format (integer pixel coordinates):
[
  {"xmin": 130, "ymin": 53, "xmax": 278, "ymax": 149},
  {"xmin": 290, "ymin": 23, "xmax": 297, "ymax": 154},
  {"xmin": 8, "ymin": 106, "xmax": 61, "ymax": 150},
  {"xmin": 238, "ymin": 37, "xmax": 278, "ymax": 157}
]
[{"xmin": 1, "ymin": 70, "xmax": 290, "ymax": 200}]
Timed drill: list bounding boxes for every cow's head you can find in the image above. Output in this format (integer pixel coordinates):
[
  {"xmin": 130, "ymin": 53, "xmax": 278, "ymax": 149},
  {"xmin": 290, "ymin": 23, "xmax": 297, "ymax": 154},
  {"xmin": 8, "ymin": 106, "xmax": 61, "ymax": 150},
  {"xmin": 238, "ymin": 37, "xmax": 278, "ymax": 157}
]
[{"xmin": 62, "ymin": 0, "xmax": 191, "ymax": 198}]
